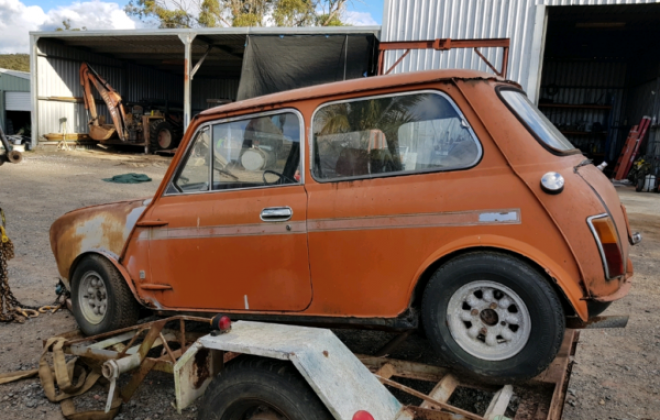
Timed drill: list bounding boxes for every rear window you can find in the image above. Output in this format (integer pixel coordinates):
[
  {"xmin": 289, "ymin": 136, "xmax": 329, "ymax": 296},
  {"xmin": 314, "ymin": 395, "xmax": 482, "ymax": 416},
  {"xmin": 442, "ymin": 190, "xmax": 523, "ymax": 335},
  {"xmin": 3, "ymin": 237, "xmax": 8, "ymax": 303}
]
[
  {"xmin": 311, "ymin": 92, "xmax": 482, "ymax": 181},
  {"xmin": 499, "ymin": 89, "xmax": 577, "ymax": 153}
]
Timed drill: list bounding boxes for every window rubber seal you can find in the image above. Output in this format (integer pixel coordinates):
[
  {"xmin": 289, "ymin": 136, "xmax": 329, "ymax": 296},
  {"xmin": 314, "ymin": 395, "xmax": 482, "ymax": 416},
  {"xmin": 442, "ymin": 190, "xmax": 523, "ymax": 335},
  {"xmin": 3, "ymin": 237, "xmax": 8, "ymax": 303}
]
[{"xmin": 495, "ymin": 85, "xmax": 582, "ymax": 157}]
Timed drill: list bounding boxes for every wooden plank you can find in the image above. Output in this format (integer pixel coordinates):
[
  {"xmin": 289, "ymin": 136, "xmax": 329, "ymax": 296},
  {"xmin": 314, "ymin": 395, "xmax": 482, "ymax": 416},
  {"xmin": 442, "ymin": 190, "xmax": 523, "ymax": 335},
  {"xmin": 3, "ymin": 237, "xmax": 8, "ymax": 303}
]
[
  {"xmin": 377, "ymin": 376, "xmax": 483, "ymax": 420},
  {"xmin": 375, "ymin": 363, "xmax": 397, "ymax": 380},
  {"xmin": 358, "ymin": 354, "xmax": 449, "ymax": 382},
  {"xmin": 484, "ymin": 385, "xmax": 513, "ymax": 420},
  {"xmin": 420, "ymin": 374, "xmax": 459, "ymax": 409}
]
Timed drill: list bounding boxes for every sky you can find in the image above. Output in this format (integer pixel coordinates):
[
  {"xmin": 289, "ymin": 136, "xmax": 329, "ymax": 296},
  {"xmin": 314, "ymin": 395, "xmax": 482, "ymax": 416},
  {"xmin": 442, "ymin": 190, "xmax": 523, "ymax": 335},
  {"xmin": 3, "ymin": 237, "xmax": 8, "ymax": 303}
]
[{"xmin": 0, "ymin": 0, "xmax": 383, "ymax": 54}]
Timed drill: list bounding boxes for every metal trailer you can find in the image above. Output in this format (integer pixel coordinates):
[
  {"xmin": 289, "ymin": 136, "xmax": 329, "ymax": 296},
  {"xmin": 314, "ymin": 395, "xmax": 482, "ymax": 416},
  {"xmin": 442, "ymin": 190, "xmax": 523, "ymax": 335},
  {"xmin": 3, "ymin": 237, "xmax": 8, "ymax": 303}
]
[{"xmin": 46, "ymin": 315, "xmax": 597, "ymax": 420}]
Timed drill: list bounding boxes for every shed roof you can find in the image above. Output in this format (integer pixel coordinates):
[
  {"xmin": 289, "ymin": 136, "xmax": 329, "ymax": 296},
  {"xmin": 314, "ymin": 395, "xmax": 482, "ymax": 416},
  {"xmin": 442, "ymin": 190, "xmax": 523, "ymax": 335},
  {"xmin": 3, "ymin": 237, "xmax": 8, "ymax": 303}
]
[
  {"xmin": 0, "ymin": 68, "xmax": 30, "ymax": 80},
  {"xmin": 31, "ymin": 27, "xmax": 381, "ymax": 79}
]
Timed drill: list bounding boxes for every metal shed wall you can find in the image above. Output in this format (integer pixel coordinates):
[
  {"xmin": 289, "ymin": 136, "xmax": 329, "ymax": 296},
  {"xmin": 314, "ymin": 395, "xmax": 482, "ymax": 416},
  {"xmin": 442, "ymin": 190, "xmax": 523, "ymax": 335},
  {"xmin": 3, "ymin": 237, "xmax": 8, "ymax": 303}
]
[
  {"xmin": 382, "ymin": 0, "xmax": 660, "ymax": 102},
  {"xmin": 192, "ymin": 78, "xmax": 240, "ymax": 112},
  {"xmin": 0, "ymin": 72, "xmax": 30, "ymax": 92},
  {"xmin": 35, "ymin": 39, "xmax": 185, "ymax": 139}
]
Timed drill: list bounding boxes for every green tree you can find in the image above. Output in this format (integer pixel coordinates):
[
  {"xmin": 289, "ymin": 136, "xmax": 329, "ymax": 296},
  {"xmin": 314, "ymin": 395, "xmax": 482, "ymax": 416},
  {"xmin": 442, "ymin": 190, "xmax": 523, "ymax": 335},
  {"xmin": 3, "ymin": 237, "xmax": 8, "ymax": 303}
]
[
  {"xmin": 56, "ymin": 19, "xmax": 87, "ymax": 31},
  {"xmin": 0, "ymin": 55, "xmax": 30, "ymax": 72},
  {"xmin": 125, "ymin": 0, "xmax": 350, "ymax": 28}
]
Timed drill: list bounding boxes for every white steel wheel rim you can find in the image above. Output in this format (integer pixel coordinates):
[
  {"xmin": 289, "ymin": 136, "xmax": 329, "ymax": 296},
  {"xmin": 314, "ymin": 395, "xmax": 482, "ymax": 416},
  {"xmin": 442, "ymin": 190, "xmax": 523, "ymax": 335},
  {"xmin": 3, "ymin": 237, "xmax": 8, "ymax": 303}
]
[
  {"xmin": 446, "ymin": 280, "xmax": 531, "ymax": 361},
  {"xmin": 78, "ymin": 271, "xmax": 108, "ymax": 325}
]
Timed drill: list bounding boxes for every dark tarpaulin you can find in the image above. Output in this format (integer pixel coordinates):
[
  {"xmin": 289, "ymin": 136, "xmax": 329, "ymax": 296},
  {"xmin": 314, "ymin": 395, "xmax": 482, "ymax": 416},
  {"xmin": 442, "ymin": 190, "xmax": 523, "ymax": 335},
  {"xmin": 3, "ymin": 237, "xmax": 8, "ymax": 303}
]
[{"xmin": 236, "ymin": 34, "xmax": 376, "ymax": 100}]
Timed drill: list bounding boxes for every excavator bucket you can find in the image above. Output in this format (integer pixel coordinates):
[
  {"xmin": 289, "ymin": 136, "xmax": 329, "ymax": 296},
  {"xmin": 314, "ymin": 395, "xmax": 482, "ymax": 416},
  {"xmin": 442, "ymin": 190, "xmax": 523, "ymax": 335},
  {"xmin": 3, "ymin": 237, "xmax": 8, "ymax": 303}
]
[{"xmin": 89, "ymin": 124, "xmax": 117, "ymax": 142}]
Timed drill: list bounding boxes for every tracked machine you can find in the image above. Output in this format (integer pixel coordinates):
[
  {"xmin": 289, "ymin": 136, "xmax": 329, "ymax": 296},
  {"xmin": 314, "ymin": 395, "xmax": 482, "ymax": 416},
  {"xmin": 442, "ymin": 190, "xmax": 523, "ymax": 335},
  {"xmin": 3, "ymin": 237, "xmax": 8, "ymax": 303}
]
[{"xmin": 80, "ymin": 63, "xmax": 183, "ymax": 153}]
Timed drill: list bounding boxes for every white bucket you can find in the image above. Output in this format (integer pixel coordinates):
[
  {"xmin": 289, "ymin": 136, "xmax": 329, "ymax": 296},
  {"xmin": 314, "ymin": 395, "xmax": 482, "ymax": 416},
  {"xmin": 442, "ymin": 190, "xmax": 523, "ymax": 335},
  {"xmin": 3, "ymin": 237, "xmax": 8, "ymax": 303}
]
[{"xmin": 642, "ymin": 175, "xmax": 656, "ymax": 192}]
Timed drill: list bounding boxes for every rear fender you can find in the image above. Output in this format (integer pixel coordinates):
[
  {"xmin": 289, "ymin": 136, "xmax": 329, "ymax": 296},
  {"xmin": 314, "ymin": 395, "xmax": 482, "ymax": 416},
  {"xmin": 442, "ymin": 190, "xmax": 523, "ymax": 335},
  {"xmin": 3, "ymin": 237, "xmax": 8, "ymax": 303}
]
[{"xmin": 409, "ymin": 234, "xmax": 589, "ymax": 321}]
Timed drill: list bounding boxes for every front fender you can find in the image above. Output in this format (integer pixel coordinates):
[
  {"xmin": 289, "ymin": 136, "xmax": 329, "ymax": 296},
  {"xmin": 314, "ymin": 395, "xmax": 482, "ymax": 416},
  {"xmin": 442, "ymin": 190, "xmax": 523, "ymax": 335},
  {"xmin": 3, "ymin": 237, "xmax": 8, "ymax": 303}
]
[
  {"xmin": 50, "ymin": 198, "xmax": 151, "ymax": 283},
  {"xmin": 408, "ymin": 234, "xmax": 589, "ymax": 321}
]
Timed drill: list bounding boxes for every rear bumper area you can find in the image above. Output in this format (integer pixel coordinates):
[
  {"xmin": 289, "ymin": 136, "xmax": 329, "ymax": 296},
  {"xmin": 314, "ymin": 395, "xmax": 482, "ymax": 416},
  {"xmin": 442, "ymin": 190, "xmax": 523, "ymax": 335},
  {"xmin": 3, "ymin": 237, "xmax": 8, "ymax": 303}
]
[{"xmin": 590, "ymin": 276, "xmax": 632, "ymax": 303}]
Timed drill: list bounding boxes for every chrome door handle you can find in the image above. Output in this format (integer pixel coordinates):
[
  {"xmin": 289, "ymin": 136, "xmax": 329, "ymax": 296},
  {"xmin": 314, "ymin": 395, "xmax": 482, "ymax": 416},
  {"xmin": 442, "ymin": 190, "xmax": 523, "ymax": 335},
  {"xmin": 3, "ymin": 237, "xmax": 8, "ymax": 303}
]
[{"xmin": 260, "ymin": 207, "xmax": 293, "ymax": 222}]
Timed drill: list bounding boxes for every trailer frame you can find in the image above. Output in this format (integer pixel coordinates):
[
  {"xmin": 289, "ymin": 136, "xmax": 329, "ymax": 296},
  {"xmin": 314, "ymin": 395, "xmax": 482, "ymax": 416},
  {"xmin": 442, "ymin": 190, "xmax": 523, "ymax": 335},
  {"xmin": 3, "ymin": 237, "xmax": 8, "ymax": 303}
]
[{"xmin": 44, "ymin": 315, "xmax": 582, "ymax": 420}]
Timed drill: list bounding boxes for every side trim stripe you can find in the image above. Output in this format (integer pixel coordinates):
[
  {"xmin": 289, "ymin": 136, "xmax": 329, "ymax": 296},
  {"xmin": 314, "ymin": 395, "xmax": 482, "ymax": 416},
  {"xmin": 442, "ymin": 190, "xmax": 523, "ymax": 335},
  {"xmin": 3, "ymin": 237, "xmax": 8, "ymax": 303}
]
[
  {"xmin": 140, "ymin": 221, "xmax": 307, "ymax": 241},
  {"xmin": 138, "ymin": 209, "xmax": 521, "ymax": 241},
  {"xmin": 308, "ymin": 209, "xmax": 521, "ymax": 232}
]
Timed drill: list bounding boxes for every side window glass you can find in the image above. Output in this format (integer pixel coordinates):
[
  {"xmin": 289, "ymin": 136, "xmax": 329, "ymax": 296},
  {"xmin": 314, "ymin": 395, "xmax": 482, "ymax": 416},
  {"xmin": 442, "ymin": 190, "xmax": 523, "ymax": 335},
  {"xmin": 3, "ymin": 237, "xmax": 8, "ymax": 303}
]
[
  {"xmin": 312, "ymin": 92, "xmax": 481, "ymax": 181},
  {"xmin": 171, "ymin": 127, "xmax": 211, "ymax": 193},
  {"xmin": 211, "ymin": 112, "xmax": 301, "ymax": 190}
]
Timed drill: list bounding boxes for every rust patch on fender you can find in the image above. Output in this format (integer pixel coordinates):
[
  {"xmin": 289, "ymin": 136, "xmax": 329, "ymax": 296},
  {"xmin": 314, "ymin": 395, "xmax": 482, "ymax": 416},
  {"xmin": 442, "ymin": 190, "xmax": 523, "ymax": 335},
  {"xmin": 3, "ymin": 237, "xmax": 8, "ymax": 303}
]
[{"xmin": 50, "ymin": 198, "xmax": 149, "ymax": 279}]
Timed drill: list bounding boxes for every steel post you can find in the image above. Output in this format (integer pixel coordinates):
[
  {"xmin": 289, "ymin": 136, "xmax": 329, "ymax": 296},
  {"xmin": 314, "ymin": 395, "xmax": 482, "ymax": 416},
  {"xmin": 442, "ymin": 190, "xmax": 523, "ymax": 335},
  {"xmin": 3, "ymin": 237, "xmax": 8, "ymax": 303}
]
[{"xmin": 178, "ymin": 33, "xmax": 196, "ymax": 132}]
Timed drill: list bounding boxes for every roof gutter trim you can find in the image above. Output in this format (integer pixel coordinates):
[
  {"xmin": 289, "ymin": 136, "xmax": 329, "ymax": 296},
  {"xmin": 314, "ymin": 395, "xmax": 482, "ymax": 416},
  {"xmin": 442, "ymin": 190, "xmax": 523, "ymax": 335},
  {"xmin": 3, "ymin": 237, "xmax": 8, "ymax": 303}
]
[{"xmin": 29, "ymin": 26, "xmax": 382, "ymax": 38}]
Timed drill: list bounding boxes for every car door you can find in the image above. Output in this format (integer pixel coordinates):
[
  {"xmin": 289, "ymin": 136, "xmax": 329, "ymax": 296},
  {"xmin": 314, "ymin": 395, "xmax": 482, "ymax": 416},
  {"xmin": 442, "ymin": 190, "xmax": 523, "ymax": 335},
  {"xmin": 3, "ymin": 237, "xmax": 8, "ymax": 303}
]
[
  {"xmin": 305, "ymin": 90, "xmax": 492, "ymax": 317},
  {"xmin": 142, "ymin": 109, "xmax": 311, "ymax": 311}
]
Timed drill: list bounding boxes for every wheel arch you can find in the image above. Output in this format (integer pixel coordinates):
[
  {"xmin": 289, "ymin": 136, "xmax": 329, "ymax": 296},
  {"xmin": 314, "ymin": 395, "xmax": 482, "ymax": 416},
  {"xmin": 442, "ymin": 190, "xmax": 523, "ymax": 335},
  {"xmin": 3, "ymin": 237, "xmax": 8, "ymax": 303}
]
[
  {"xmin": 407, "ymin": 236, "xmax": 588, "ymax": 321},
  {"xmin": 69, "ymin": 250, "xmax": 143, "ymax": 307}
]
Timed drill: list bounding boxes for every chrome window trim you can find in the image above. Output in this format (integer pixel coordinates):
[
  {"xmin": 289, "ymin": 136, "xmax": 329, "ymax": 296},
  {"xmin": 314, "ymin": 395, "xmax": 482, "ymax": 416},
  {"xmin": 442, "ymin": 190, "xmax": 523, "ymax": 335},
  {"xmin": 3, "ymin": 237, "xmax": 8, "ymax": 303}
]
[
  {"xmin": 587, "ymin": 213, "xmax": 616, "ymax": 280},
  {"xmin": 164, "ymin": 108, "xmax": 306, "ymax": 197},
  {"xmin": 308, "ymin": 89, "xmax": 483, "ymax": 183}
]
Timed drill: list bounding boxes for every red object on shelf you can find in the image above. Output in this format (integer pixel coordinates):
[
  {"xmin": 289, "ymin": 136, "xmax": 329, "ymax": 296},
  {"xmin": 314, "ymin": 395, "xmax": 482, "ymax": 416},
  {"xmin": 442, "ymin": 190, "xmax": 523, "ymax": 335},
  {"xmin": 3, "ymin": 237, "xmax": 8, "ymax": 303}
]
[{"xmin": 612, "ymin": 116, "xmax": 651, "ymax": 180}]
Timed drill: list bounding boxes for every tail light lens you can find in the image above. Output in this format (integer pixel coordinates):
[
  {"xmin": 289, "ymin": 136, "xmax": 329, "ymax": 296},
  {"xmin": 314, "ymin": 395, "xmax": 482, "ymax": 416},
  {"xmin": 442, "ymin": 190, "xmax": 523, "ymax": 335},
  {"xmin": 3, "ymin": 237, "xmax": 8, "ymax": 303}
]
[{"xmin": 588, "ymin": 215, "xmax": 624, "ymax": 278}]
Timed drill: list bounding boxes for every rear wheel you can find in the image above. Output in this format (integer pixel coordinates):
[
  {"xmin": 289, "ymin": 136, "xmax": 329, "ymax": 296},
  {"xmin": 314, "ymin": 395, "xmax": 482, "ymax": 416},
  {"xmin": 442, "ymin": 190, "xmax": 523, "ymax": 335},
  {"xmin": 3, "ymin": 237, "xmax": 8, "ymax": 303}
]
[
  {"xmin": 71, "ymin": 255, "xmax": 140, "ymax": 336},
  {"xmin": 421, "ymin": 252, "xmax": 565, "ymax": 382},
  {"xmin": 198, "ymin": 356, "xmax": 332, "ymax": 420},
  {"xmin": 151, "ymin": 121, "xmax": 179, "ymax": 150}
]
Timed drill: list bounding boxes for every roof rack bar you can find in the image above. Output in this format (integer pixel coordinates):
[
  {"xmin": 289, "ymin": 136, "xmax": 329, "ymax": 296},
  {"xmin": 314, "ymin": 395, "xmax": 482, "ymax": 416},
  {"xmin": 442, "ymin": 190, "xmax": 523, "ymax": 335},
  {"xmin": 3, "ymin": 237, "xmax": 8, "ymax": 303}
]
[{"xmin": 377, "ymin": 38, "xmax": 510, "ymax": 78}]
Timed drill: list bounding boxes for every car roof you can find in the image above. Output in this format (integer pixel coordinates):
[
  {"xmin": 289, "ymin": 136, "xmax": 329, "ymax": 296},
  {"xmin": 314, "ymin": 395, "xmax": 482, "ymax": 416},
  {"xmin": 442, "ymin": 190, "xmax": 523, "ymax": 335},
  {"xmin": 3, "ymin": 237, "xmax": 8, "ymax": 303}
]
[{"xmin": 200, "ymin": 69, "xmax": 511, "ymax": 117}]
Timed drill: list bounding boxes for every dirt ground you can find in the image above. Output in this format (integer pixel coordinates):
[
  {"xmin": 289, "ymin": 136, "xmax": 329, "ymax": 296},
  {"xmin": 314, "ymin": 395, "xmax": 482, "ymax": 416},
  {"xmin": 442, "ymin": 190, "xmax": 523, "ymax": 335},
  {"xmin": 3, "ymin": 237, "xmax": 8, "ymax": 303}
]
[{"xmin": 0, "ymin": 148, "xmax": 658, "ymax": 420}]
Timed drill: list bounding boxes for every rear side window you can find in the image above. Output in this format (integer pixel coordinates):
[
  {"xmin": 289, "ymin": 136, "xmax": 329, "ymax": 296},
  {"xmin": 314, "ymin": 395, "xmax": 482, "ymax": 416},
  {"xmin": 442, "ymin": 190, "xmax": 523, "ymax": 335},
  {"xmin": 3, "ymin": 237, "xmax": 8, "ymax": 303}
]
[
  {"xmin": 499, "ymin": 89, "xmax": 577, "ymax": 153},
  {"xmin": 311, "ymin": 92, "xmax": 482, "ymax": 181}
]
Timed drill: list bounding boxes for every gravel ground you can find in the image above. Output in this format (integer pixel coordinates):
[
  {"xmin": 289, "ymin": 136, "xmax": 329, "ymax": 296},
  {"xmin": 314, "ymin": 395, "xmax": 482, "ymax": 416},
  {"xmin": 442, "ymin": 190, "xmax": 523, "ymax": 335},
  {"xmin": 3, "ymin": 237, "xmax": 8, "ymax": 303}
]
[{"xmin": 0, "ymin": 149, "xmax": 658, "ymax": 420}]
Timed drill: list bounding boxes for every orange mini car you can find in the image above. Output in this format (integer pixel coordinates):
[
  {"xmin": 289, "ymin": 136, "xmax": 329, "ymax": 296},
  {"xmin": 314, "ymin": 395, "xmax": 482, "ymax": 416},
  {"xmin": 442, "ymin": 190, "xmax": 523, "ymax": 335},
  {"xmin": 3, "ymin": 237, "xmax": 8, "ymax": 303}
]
[{"xmin": 50, "ymin": 69, "xmax": 638, "ymax": 381}]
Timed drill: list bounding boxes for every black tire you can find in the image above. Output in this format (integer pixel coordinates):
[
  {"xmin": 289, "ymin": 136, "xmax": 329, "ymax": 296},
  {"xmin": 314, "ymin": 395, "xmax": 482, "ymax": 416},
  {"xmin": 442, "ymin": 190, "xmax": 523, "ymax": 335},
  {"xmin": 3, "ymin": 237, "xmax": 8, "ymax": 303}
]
[
  {"xmin": 151, "ymin": 121, "xmax": 179, "ymax": 150},
  {"xmin": 70, "ymin": 255, "xmax": 140, "ymax": 336},
  {"xmin": 198, "ymin": 356, "xmax": 333, "ymax": 420},
  {"xmin": 421, "ymin": 252, "xmax": 565, "ymax": 382}
]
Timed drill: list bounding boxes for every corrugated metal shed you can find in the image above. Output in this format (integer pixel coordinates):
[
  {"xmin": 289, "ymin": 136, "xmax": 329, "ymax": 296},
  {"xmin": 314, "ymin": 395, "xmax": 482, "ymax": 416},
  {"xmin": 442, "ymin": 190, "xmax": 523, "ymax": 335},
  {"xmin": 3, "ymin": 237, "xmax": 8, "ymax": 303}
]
[
  {"xmin": 0, "ymin": 68, "xmax": 31, "ymax": 133},
  {"xmin": 382, "ymin": 0, "xmax": 660, "ymax": 101},
  {"xmin": 29, "ymin": 26, "xmax": 381, "ymax": 146},
  {"xmin": 383, "ymin": 0, "xmax": 660, "ymax": 163}
]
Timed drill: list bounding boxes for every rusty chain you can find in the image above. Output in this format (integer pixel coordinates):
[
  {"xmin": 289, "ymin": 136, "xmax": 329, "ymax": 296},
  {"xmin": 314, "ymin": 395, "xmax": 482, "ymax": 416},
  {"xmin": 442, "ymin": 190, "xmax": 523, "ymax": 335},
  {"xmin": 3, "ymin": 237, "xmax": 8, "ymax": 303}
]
[{"xmin": 0, "ymin": 208, "xmax": 41, "ymax": 322}]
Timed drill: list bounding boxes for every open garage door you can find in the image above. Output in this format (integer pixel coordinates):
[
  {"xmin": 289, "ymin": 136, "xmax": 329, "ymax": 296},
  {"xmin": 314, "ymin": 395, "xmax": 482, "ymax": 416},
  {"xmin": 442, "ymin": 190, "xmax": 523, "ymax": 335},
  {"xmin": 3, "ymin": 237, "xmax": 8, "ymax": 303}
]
[{"xmin": 6, "ymin": 91, "xmax": 31, "ymax": 112}]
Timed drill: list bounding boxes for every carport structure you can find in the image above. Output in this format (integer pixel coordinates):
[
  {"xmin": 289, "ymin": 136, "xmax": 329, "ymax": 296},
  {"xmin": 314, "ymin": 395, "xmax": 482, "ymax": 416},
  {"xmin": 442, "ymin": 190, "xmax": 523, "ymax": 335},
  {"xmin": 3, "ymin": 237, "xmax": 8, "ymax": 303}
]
[{"xmin": 28, "ymin": 27, "xmax": 380, "ymax": 148}]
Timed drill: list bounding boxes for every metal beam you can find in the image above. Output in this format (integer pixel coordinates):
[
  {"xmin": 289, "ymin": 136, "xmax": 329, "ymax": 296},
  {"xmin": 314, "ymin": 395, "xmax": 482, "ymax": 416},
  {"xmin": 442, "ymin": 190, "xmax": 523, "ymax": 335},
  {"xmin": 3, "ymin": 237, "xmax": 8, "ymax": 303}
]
[
  {"xmin": 30, "ymin": 34, "xmax": 39, "ymax": 148},
  {"xmin": 196, "ymin": 35, "xmax": 244, "ymax": 60},
  {"xmin": 191, "ymin": 46, "xmax": 212, "ymax": 80},
  {"xmin": 527, "ymin": 5, "xmax": 548, "ymax": 104},
  {"xmin": 178, "ymin": 33, "xmax": 196, "ymax": 131}
]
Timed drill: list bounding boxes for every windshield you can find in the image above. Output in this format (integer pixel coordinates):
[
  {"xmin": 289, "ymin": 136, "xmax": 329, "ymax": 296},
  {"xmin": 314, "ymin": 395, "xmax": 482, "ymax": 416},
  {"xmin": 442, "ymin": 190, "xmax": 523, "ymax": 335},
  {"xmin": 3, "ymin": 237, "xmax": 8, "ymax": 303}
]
[{"xmin": 500, "ymin": 89, "xmax": 577, "ymax": 153}]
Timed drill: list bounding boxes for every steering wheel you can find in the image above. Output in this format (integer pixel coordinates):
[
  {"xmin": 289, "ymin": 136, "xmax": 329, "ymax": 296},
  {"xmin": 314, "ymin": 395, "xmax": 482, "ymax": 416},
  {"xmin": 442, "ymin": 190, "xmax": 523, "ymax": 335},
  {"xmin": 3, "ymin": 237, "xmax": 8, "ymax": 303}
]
[{"xmin": 263, "ymin": 170, "xmax": 297, "ymax": 185}]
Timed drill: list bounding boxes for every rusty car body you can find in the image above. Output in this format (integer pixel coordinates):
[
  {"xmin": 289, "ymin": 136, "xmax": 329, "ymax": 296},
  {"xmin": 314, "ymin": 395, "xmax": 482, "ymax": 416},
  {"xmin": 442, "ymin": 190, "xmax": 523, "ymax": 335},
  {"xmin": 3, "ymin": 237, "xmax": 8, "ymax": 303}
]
[{"xmin": 50, "ymin": 69, "xmax": 637, "ymax": 380}]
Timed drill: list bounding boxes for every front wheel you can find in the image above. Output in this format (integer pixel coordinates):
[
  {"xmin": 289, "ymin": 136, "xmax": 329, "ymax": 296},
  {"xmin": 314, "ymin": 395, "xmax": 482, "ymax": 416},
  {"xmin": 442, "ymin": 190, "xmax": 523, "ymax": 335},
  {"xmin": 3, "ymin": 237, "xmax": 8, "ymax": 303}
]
[
  {"xmin": 421, "ymin": 252, "xmax": 565, "ymax": 382},
  {"xmin": 198, "ymin": 356, "xmax": 332, "ymax": 420},
  {"xmin": 71, "ymin": 255, "xmax": 140, "ymax": 336}
]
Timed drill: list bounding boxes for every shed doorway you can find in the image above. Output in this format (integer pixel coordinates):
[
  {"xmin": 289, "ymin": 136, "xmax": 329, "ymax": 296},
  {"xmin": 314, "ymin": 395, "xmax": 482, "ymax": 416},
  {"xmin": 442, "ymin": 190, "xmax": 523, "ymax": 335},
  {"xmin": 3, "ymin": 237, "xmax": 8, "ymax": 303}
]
[{"xmin": 539, "ymin": 3, "xmax": 660, "ymax": 170}]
